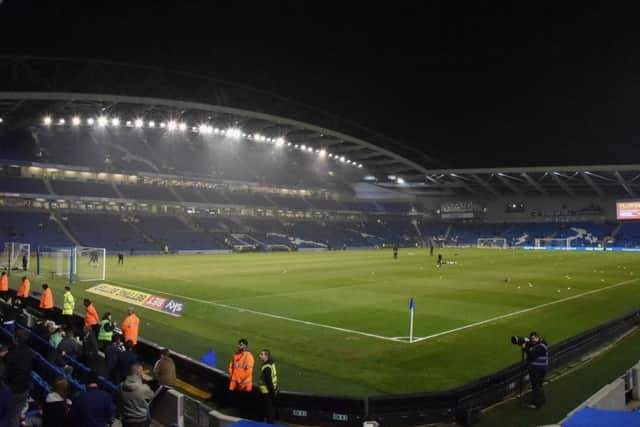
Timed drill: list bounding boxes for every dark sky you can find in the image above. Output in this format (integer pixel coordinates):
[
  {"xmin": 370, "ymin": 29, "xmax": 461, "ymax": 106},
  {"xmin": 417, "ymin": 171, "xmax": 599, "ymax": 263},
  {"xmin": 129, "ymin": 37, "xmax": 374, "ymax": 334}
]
[{"xmin": 1, "ymin": 1, "xmax": 640, "ymax": 168}]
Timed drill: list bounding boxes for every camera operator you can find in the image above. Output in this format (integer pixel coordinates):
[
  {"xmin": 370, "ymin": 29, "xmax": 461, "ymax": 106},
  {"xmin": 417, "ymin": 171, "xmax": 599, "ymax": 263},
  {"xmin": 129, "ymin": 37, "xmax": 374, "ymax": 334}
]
[{"xmin": 522, "ymin": 331, "xmax": 548, "ymax": 409}]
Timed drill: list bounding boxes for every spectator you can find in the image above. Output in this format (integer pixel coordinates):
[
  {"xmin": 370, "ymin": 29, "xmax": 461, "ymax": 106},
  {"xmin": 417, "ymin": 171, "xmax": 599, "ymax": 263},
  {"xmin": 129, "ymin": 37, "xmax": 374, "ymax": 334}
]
[
  {"xmin": 120, "ymin": 307, "xmax": 140, "ymax": 346},
  {"xmin": 49, "ymin": 327, "xmax": 64, "ymax": 349},
  {"xmin": 58, "ymin": 328, "xmax": 81, "ymax": 359},
  {"xmin": 116, "ymin": 340, "xmax": 138, "ymax": 385},
  {"xmin": 0, "ymin": 377, "xmax": 11, "ymax": 427},
  {"xmin": 33, "ymin": 318, "xmax": 50, "ymax": 342},
  {"xmin": 83, "ymin": 299, "xmax": 100, "ymax": 337},
  {"xmin": 119, "ymin": 363, "xmax": 154, "ymax": 427},
  {"xmin": 105, "ymin": 335, "xmax": 124, "ymax": 384},
  {"xmin": 5, "ymin": 328, "xmax": 34, "ymax": 427},
  {"xmin": 97, "ymin": 312, "xmax": 114, "ymax": 351},
  {"xmin": 81, "ymin": 326, "xmax": 100, "ymax": 372},
  {"xmin": 70, "ymin": 372, "xmax": 115, "ymax": 427},
  {"xmin": 42, "ymin": 377, "xmax": 70, "ymax": 427},
  {"xmin": 152, "ymin": 348, "xmax": 176, "ymax": 387},
  {"xmin": 0, "ymin": 343, "xmax": 7, "ymax": 378}
]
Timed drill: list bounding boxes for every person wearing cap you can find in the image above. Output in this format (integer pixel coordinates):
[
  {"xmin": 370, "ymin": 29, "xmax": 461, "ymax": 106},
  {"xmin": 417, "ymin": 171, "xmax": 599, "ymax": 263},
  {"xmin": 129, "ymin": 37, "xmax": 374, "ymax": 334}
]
[
  {"xmin": 522, "ymin": 331, "xmax": 549, "ymax": 409},
  {"xmin": 121, "ymin": 307, "xmax": 140, "ymax": 346}
]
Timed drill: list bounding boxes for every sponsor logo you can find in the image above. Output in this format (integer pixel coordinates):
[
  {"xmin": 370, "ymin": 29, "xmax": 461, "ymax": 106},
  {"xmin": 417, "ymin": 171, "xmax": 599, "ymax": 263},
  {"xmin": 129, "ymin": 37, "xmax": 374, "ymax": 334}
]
[{"xmin": 88, "ymin": 284, "xmax": 185, "ymax": 317}]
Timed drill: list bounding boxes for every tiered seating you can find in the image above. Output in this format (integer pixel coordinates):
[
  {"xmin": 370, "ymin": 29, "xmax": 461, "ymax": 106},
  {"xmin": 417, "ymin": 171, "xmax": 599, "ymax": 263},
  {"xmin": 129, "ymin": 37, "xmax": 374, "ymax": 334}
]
[
  {"xmin": 0, "ymin": 211, "xmax": 72, "ymax": 247},
  {"xmin": 64, "ymin": 213, "xmax": 155, "ymax": 251},
  {"xmin": 378, "ymin": 202, "xmax": 414, "ymax": 214},
  {"xmin": 116, "ymin": 183, "xmax": 178, "ymax": 201},
  {"xmin": 174, "ymin": 186, "xmax": 208, "ymax": 203},
  {"xmin": 0, "ymin": 176, "xmax": 48, "ymax": 194},
  {"xmin": 267, "ymin": 194, "xmax": 311, "ymax": 210},
  {"xmin": 226, "ymin": 191, "xmax": 274, "ymax": 207},
  {"xmin": 50, "ymin": 180, "xmax": 118, "ymax": 198},
  {"xmin": 614, "ymin": 223, "xmax": 640, "ymax": 247},
  {"xmin": 136, "ymin": 215, "xmax": 225, "ymax": 250},
  {"xmin": 449, "ymin": 223, "xmax": 511, "ymax": 245}
]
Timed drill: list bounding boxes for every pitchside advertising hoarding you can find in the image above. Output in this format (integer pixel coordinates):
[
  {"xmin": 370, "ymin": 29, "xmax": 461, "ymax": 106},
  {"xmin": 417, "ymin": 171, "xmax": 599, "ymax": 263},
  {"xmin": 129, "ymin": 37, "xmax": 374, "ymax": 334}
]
[
  {"xmin": 87, "ymin": 283, "xmax": 185, "ymax": 317},
  {"xmin": 617, "ymin": 200, "xmax": 640, "ymax": 220}
]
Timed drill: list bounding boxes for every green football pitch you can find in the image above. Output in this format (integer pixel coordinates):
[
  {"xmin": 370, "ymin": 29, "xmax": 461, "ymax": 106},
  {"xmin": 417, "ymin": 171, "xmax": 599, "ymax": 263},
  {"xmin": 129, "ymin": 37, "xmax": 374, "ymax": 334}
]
[{"xmin": 19, "ymin": 248, "xmax": 640, "ymax": 396}]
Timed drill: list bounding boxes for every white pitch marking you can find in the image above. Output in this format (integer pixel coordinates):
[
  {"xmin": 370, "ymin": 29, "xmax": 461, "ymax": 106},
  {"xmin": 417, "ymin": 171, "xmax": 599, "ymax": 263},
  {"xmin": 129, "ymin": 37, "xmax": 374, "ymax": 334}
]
[
  {"xmin": 108, "ymin": 280, "xmax": 399, "ymax": 343},
  {"xmin": 412, "ymin": 278, "xmax": 639, "ymax": 343}
]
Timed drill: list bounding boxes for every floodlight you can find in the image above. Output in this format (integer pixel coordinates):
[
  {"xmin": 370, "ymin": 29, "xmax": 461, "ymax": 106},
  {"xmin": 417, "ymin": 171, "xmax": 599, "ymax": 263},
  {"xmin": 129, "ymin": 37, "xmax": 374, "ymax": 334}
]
[
  {"xmin": 301, "ymin": 144, "xmax": 307, "ymax": 151},
  {"xmin": 275, "ymin": 137, "xmax": 285, "ymax": 147},
  {"xmin": 328, "ymin": 153, "xmax": 333, "ymax": 158},
  {"xmin": 148, "ymin": 121, "xmax": 155, "ymax": 128},
  {"xmin": 397, "ymin": 177, "xmax": 405, "ymax": 184},
  {"xmin": 225, "ymin": 127, "xmax": 242, "ymax": 139},
  {"xmin": 58, "ymin": 118, "xmax": 66, "ymax": 125},
  {"xmin": 159, "ymin": 122, "xmax": 166, "ymax": 128},
  {"xmin": 388, "ymin": 175, "xmax": 397, "ymax": 181},
  {"xmin": 287, "ymin": 142, "xmax": 292, "ymax": 146},
  {"xmin": 340, "ymin": 156, "xmax": 346, "ymax": 163},
  {"xmin": 179, "ymin": 122, "xmax": 187, "ymax": 131},
  {"xmin": 87, "ymin": 118, "xmax": 95, "ymax": 126},
  {"xmin": 167, "ymin": 121, "xmax": 177, "ymax": 131},
  {"xmin": 134, "ymin": 119, "xmax": 144, "ymax": 128},
  {"xmin": 0, "ymin": 118, "xmax": 3, "ymax": 123},
  {"xmin": 111, "ymin": 117, "xmax": 120, "ymax": 127},
  {"xmin": 72, "ymin": 116, "xmax": 81, "ymax": 126},
  {"xmin": 199, "ymin": 124, "xmax": 208, "ymax": 133},
  {"xmin": 43, "ymin": 116, "xmax": 52, "ymax": 125},
  {"xmin": 358, "ymin": 163, "xmax": 363, "ymax": 168}
]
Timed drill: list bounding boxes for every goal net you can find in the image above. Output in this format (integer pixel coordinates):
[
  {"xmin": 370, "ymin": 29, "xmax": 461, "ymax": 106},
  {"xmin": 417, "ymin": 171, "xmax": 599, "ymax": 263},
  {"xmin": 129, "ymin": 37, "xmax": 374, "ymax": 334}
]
[
  {"xmin": 36, "ymin": 246, "xmax": 105, "ymax": 282},
  {"xmin": 534, "ymin": 238, "xmax": 570, "ymax": 249},
  {"xmin": 0, "ymin": 242, "xmax": 31, "ymax": 271},
  {"xmin": 477, "ymin": 237, "xmax": 507, "ymax": 249}
]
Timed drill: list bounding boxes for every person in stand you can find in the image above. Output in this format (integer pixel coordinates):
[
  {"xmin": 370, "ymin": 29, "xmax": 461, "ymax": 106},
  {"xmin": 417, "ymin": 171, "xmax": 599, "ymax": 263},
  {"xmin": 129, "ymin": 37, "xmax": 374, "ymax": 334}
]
[
  {"xmin": 228, "ymin": 338, "xmax": 254, "ymax": 417},
  {"xmin": 15, "ymin": 276, "xmax": 30, "ymax": 304},
  {"xmin": 258, "ymin": 349, "xmax": 278, "ymax": 424},
  {"xmin": 39, "ymin": 283, "xmax": 54, "ymax": 319},
  {"xmin": 118, "ymin": 253, "xmax": 124, "ymax": 265},
  {"xmin": 62, "ymin": 286, "xmax": 75, "ymax": 330},
  {"xmin": 81, "ymin": 326, "xmax": 100, "ymax": 373},
  {"xmin": 105, "ymin": 335, "xmax": 124, "ymax": 384},
  {"xmin": 0, "ymin": 271, "xmax": 8, "ymax": 301},
  {"xmin": 42, "ymin": 377, "xmax": 70, "ymax": 427},
  {"xmin": 83, "ymin": 298, "xmax": 100, "ymax": 337},
  {"xmin": 21, "ymin": 255, "xmax": 27, "ymax": 272},
  {"xmin": 523, "ymin": 331, "xmax": 549, "ymax": 409},
  {"xmin": 97, "ymin": 312, "xmax": 114, "ymax": 351},
  {"xmin": 5, "ymin": 329, "xmax": 34, "ymax": 427},
  {"xmin": 393, "ymin": 243, "xmax": 398, "ymax": 260},
  {"xmin": 69, "ymin": 372, "xmax": 115, "ymax": 427},
  {"xmin": 118, "ymin": 363, "xmax": 154, "ymax": 427},
  {"xmin": 152, "ymin": 348, "xmax": 176, "ymax": 388},
  {"xmin": 116, "ymin": 341, "xmax": 138, "ymax": 385},
  {"xmin": 121, "ymin": 307, "xmax": 140, "ymax": 346}
]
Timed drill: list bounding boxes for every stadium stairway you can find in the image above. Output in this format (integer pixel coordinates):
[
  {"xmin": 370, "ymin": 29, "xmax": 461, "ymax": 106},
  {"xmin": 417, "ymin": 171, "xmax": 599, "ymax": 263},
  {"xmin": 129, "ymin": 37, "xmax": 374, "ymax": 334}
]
[{"xmin": 49, "ymin": 211, "xmax": 81, "ymax": 246}]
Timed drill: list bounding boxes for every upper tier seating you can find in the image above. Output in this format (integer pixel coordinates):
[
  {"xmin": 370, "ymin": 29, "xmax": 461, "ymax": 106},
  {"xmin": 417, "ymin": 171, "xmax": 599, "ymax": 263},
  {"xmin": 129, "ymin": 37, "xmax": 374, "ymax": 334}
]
[{"xmin": 0, "ymin": 211, "xmax": 71, "ymax": 247}]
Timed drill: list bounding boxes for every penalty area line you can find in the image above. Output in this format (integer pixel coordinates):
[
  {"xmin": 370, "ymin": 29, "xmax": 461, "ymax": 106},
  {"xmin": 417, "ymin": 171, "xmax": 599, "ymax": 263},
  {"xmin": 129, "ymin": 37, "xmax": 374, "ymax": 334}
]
[
  {"xmin": 412, "ymin": 278, "xmax": 640, "ymax": 344},
  {"xmin": 108, "ymin": 280, "xmax": 401, "ymax": 343}
]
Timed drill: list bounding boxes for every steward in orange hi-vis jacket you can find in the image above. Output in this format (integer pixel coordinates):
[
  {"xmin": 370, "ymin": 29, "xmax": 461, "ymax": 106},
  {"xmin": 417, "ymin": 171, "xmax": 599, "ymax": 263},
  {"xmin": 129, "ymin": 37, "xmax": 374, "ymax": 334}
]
[
  {"xmin": 228, "ymin": 338, "xmax": 254, "ymax": 392},
  {"xmin": 121, "ymin": 307, "xmax": 140, "ymax": 345},
  {"xmin": 16, "ymin": 276, "xmax": 30, "ymax": 299},
  {"xmin": 39, "ymin": 284, "xmax": 53, "ymax": 309}
]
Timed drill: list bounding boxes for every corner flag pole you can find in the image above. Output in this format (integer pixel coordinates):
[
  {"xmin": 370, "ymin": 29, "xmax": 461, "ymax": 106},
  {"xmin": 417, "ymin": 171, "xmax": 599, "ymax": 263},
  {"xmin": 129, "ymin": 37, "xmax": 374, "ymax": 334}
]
[{"xmin": 409, "ymin": 297, "xmax": 415, "ymax": 344}]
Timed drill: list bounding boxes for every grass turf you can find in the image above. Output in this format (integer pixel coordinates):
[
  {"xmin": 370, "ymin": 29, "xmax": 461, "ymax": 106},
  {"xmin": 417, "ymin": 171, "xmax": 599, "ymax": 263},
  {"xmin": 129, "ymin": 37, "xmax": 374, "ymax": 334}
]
[{"xmin": 18, "ymin": 248, "xmax": 640, "ymax": 396}]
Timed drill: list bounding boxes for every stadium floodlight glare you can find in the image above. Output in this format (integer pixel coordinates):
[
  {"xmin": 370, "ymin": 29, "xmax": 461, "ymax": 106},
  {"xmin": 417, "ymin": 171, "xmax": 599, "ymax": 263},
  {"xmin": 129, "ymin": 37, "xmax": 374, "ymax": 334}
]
[
  {"xmin": 148, "ymin": 121, "xmax": 155, "ymax": 128},
  {"xmin": 340, "ymin": 156, "xmax": 346, "ymax": 163},
  {"xmin": 328, "ymin": 153, "xmax": 333, "ymax": 158},
  {"xmin": 0, "ymin": 118, "xmax": 3, "ymax": 123},
  {"xmin": 134, "ymin": 119, "xmax": 144, "ymax": 128},
  {"xmin": 71, "ymin": 116, "xmax": 81, "ymax": 126},
  {"xmin": 43, "ymin": 116, "xmax": 53, "ymax": 125},
  {"xmin": 319, "ymin": 149, "xmax": 327, "ymax": 157},
  {"xmin": 159, "ymin": 122, "xmax": 166, "ymax": 128},
  {"xmin": 388, "ymin": 175, "xmax": 397, "ymax": 181},
  {"xmin": 58, "ymin": 118, "xmax": 66, "ymax": 125},
  {"xmin": 307, "ymin": 146, "xmax": 314, "ymax": 152},
  {"xmin": 111, "ymin": 117, "xmax": 120, "ymax": 127},
  {"xmin": 397, "ymin": 177, "xmax": 405, "ymax": 184},
  {"xmin": 178, "ymin": 122, "xmax": 187, "ymax": 131},
  {"xmin": 97, "ymin": 116, "xmax": 108, "ymax": 127},
  {"xmin": 358, "ymin": 163, "xmax": 363, "ymax": 168},
  {"xmin": 225, "ymin": 127, "xmax": 242, "ymax": 139},
  {"xmin": 87, "ymin": 118, "xmax": 95, "ymax": 125},
  {"xmin": 167, "ymin": 121, "xmax": 177, "ymax": 131},
  {"xmin": 300, "ymin": 144, "xmax": 307, "ymax": 151},
  {"xmin": 287, "ymin": 142, "xmax": 292, "ymax": 146},
  {"xmin": 275, "ymin": 137, "xmax": 285, "ymax": 147}
]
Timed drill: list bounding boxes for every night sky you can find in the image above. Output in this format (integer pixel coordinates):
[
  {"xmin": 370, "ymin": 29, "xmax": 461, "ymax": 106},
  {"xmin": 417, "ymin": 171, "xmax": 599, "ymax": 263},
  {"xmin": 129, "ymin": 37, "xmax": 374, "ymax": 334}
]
[{"xmin": 1, "ymin": 1, "xmax": 640, "ymax": 168}]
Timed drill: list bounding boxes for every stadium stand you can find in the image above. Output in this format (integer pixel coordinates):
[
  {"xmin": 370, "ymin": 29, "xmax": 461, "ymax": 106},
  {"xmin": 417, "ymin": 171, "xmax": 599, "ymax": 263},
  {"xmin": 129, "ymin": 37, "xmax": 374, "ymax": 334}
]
[
  {"xmin": 0, "ymin": 176, "xmax": 48, "ymax": 194},
  {"xmin": 116, "ymin": 182, "xmax": 178, "ymax": 201},
  {"xmin": 135, "ymin": 215, "xmax": 226, "ymax": 250},
  {"xmin": 49, "ymin": 180, "xmax": 118, "ymax": 198},
  {"xmin": 63, "ymin": 213, "xmax": 157, "ymax": 251},
  {"xmin": 0, "ymin": 211, "xmax": 72, "ymax": 247}
]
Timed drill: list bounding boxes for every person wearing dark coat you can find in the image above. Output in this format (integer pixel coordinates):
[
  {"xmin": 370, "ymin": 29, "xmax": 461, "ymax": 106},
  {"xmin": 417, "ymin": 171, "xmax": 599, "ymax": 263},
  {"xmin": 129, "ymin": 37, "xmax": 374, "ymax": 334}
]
[
  {"xmin": 58, "ymin": 329, "xmax": 81, "ymax": 359},
  {"xmin": 0, "ymin": 379, "xmax": 12, "ymax": 427},
  {"xmin": 5, "ymin": 329, "xmax": 34, "ymax": 427},
  {"xmin": 42, "ymin": 377, "xmax": 70, "ymax": 427},
  {"xmin": 104, "ymin": 335, "xmax": 124, "ymax": 384},
  {"xmin": 69, "ymin": 372, "xmax": 115, "ymax": 427},
  {"xmin": 116, "ymin": 340, "xmax": 138, "ymax": 385},
  {"xmin": 81, "ymin": 326, "xmax": 100, "ymax": 372}
]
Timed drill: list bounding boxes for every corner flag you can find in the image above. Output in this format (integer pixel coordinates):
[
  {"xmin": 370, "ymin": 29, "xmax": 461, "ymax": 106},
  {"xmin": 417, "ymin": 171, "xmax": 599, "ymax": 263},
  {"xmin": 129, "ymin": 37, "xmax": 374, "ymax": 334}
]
[{"xmin": 409, "ymin": 297, "xmax": 415, "ymax": 343}]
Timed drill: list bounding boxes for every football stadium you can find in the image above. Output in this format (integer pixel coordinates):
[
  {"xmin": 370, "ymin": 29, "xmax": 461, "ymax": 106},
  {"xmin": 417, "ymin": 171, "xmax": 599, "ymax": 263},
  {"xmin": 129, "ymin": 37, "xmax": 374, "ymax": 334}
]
[{"xmin": 2, "ymin": 55, "xmax": 640, "ymax": 427}]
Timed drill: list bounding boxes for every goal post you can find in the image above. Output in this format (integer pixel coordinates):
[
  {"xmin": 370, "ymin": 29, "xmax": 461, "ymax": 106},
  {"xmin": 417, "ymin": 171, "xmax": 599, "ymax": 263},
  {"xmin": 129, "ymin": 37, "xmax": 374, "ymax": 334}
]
[
  {"xmin": 0, "ymin": 242, "xmax": 31, "ymax": 272},
  {"xmin": 534, "ymin": 238, "xmax": 570, "ymax": 249},
  {"xmin": 477, "ymin": 237, "xmax": 507, "ymax": 248},
  {"xmin": 36, "ymin": 246, "xmax": 106, "ymax": 282}
]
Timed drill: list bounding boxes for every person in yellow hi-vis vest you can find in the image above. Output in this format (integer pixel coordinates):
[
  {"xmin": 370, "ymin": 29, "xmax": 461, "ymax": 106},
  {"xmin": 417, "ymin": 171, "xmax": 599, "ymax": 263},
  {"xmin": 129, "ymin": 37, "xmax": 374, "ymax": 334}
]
[
  {"xmin": 258, "ymin": 349, "xmax": 278, "ymax": 424},
  {"xmin": 62, "ymin": 286, "xmax": 75, "ymax": 329}
]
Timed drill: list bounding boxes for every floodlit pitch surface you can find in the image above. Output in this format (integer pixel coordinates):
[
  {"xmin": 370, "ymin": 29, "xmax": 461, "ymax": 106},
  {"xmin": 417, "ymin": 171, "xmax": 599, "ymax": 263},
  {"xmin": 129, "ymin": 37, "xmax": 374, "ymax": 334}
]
[{"xmin": 31, "ymin": 248, "xmax": 640, "ymax": 395}]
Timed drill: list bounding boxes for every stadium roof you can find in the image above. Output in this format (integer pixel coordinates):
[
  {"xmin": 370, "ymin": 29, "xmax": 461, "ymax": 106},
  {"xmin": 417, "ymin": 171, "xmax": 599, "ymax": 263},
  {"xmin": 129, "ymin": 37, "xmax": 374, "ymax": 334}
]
[
  {"xmin": 0, "ymin": 56, "xmax": 439, "ymax": 184},
  {"xmin": 387, "ymin": 164, "xmax": 640, "ymax": 198}
]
